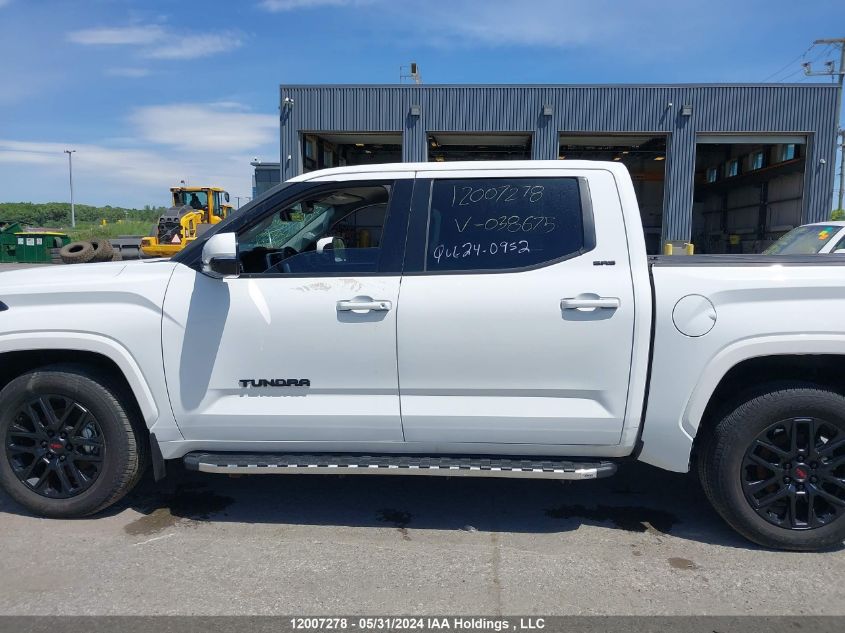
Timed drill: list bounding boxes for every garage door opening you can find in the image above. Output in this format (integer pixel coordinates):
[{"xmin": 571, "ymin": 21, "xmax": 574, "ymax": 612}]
[
  {"xmin": 559, "ymin": 135, "xmax": 666, "ymax": 254},
  {"xmin": 302, "ymin": 133, "xmax": 402, "ymax": 172},
  {"xmin": 692, "ymin": 136, "xmax": 806, "ymax": 254},
  {"xmin": 428, "ymin": 133, "xmax": 532, "ymax": 162}
]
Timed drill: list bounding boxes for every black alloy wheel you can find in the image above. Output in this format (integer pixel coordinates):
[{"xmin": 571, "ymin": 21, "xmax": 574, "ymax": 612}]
[
  {"xmin": 699, "ymin": 387, "xmax": 845, "ymax": 550},
  {"xmin": 5, "ymin": 395, "xmax": 105, "ymax": 499},
  {"xmin": 742, "ymin": 416, "xmax": 845, "ymax": 529}
]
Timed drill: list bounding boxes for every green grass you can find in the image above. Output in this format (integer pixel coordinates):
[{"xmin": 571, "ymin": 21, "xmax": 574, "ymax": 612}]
[{"xmin": 65, "ymin": 221, "xmax": 153, "ymax": 242}]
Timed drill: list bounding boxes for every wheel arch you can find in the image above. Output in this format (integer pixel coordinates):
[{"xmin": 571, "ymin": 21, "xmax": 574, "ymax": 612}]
[
  {"xmin": 685, "ymin": 337, "xmax": 845, "ymax": 461},
  {"xmin": 0, "ymin": 333, "xmax": 159, "ymax": 427}
]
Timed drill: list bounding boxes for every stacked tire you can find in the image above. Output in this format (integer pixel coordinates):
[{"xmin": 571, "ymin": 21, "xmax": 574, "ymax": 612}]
[{"xmin": 59, "ymin": 239, "xmax": 114, "ymax": 264}]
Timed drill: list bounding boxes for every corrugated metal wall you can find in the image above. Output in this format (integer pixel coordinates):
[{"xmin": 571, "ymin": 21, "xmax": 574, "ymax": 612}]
[{"xmin": 279, "ymin": 85, "xmax": 839, "ymax": 241}]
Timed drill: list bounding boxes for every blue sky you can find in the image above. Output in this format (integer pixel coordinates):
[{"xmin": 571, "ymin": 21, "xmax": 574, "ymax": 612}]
[{"xmin": 0, "ymin": 0, "xmax": 842, "ymax": 208}]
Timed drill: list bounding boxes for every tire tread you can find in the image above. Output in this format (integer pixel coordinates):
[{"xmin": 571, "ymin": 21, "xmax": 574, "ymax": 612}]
[{"xmin": 699, "ymin": 386, "xmax": 845, "ymax": 551}]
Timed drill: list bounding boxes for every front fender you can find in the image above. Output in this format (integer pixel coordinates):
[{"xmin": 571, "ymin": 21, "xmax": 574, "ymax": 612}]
[{"xmin": 0, "ymin": 331, "xmax": 160, "ymax": 425}]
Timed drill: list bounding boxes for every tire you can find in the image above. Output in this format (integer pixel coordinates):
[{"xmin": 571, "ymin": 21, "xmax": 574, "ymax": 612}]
[
  {"xmin": 59, "ymin": 241, "xmax": 94, "ymax": 264},
  {"xmin": 698, "ymin": 386, "xmax": 845, "ymax": 551},
  {"xmin": 89, "ymin": 239, "xmax": 114, "ymax": 263},
  {"xmin": 0, "ymin": 364, "xmax": 147, "ymax": 518}
]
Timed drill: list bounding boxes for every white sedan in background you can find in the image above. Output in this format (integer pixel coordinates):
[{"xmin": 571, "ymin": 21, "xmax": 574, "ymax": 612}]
[{"xmin": 765, "ymin": 221, "xmax": 845, "ymax": 254}]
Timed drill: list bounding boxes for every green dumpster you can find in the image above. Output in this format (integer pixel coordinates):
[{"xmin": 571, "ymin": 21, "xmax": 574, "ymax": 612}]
[
  {"xmin": 0, "ymin": 221, "xmax": 23, "ymax": 263},
  {"xmin": 13, "ymin": 232, "xmax": 70, "ymax": 264}
]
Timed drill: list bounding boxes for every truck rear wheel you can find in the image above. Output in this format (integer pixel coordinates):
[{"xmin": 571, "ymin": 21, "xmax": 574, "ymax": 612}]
[
  {"xmin": 0, "ymin": 365, "xmax": 146, "ymax": 518},
  {"xmin": 699, "ymin": 387, "xmax": 845, "ymax": 551}
]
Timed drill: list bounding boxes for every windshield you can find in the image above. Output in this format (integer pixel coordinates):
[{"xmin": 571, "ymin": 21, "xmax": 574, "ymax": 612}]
[
  {"xmin": 763, "ymin": 225, "xmax": 842, "ymax": 255},
  {"xmin": 240, "ymin": 200, "xmax": 330, "ymax": 250},
  {"xmin": 174, "ymin": 190, "xmax": 208, "ymax": 210}
]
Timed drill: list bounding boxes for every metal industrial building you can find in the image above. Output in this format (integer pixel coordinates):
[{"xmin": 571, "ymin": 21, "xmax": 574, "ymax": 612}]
[{"xmin": 253, "ymin": 83, "xmax": 840, "ymax": 254}]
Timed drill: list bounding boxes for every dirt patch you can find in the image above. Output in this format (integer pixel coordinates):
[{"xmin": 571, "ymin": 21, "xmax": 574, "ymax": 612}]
[{"xmin": 668, "ymin": 557, "xmax": 699, "ymax": 570}]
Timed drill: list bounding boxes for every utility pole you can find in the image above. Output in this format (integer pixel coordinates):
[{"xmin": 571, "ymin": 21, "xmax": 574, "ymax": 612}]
[
  {"xmin": 839, "ymin": 128, "xmax": 845, "ymax": 211},
  {"xmin": 805, "ymin": 38, "xmax": 845, "ymax": 210},
  {"xmin": 63, "ymin": 149, "xmax": 76, "ymax": 227}
]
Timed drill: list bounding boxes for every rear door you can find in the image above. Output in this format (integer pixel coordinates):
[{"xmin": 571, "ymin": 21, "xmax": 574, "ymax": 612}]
[{"xmin": 397, "ymin": 167, "xmax": 636, "ymax": 446}]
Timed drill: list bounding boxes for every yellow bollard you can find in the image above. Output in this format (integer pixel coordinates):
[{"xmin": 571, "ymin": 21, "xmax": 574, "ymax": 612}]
[{"xmin": 663, "ymin": 242, "xmax": 673, "ymax": 256}]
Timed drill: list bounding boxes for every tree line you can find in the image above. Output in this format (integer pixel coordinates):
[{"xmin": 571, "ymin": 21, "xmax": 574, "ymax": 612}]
[{"xmin": 0, "ymin": 202, "xmax": 163, "ymax": 228}]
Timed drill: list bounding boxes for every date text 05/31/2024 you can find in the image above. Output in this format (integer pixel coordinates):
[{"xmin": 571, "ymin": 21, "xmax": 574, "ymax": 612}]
[{"xmin": 290, "ymin": 617, "xmax": 547, "ymax": 631}]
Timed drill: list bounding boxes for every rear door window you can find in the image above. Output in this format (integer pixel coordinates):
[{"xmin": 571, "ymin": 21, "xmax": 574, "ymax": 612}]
[{"xmin": 425, "ymin": 177, "xmax": 586, "ymax": 272}]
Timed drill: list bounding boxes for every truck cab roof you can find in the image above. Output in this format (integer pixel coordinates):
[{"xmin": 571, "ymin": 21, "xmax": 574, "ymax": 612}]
[{"xmin": 288, "ymin": 159, "xmax": 630, "ymax": 182}]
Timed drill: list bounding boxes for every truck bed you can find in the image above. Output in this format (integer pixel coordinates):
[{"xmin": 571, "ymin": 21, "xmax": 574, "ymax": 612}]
[{"xmin": 649, "ymin": 254, "xmax": 845, "ymax": 266}]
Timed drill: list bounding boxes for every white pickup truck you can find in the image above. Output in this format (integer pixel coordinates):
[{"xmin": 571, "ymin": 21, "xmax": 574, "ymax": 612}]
[{"xmin": 1, "ymin": 161, "xmax": 844, "ymax": 551}]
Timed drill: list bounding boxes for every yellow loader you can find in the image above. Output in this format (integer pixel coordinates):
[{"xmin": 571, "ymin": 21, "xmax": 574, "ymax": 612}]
[{"xmin": 140, "ymin": 186, "xmax": 233, "ymax": 258}]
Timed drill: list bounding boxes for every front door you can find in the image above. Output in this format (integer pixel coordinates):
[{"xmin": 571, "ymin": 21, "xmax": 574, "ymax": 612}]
[
  {"xmin": 397, "ymin": 168, "xmax": 636, "ymax": 446},
  {"xmin": 162, "ymin": 178, "xmax": 412, "ymax": 443}
]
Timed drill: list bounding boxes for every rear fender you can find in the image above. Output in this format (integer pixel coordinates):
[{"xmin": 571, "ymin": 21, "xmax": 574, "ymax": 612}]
[{"xmin": 683, "ymin": 334, "xmax": 845, "ymax": 437}]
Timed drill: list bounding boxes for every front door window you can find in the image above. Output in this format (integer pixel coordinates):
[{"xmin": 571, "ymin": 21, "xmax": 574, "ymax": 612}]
[{"xmin": 237, "ymin": 184, "xmax": 392, "ymax": 275}]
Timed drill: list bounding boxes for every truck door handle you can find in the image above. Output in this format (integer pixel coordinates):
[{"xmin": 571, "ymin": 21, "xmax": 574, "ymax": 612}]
[
  {"xmin": 337, "ymin": 298, "xmax": 392, "ymax": 312},
  {"xmin": 561, "ymin": 297, "xmax": 621, "ymax": 310}
]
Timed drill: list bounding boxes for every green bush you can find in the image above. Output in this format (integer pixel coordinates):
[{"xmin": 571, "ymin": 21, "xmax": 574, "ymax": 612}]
[
  {"xmin": 0, "ymin": 202, "xmax": 162, "ymax": 228},
  {"xmin": 831, "ymin": 209, "xmax": 845, "ymax": 221}
]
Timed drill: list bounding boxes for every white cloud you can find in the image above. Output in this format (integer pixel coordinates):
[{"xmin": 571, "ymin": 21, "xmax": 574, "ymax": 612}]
[
  {"xmin": 0, "ymin": 137, "xmax": 266, "ymax": 206},
  {"xmin": 67, "ymin": 25, "xmax": 166, "ymax": 46},
  {"xmin": 0, "ymin": 140, "xmax": 175, "ymax": 183},
  {"xmin": 259, "ymin": 0, "xmax": 358, "ymax": 10},
  {"xmin": 256, "ymin": 0, "xmax": 721, "ymax": 53},
  {"xmin": 67, "ymin": 23, "xmax": 242, "ymax": 60},
  {"xmin": 105, "ymin": 67, "xmax": 151, "ymax": 78},
  {"xmin": 143, "ymin": 32, "xmax": 242, "ymax": 60},
  {"xmin": 129, "ymin": 103, "xmax": 277, "ymax": 152},
  {"xmin": 398, "ymin": 0, "xmax": 634, "ymax": 48},
  {"xmin": 0, "ymin": 102, "xmax": 277, "ymax": 206}
]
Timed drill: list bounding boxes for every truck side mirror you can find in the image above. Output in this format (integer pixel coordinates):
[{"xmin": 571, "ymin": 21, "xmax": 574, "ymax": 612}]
[{"xmin": 202, "ymin": 232, "xmax": 239, "ymax": 278}]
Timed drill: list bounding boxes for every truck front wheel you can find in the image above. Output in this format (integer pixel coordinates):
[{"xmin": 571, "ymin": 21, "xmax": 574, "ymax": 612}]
[
  {"xmin": 0, "ymin": 365, "xmax": 146, "ymax": 518},
  {"xmin": 699, "ymin": 387, "xmax": 845, "ymax": 551}
]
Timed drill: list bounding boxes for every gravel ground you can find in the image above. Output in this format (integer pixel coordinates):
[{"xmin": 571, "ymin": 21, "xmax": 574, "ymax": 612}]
[{"xmin": 0, "ymin": 460, "xmax": 842, "ymax": 615}]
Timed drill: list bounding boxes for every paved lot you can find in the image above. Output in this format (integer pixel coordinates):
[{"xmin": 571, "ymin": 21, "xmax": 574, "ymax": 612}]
[
  {"xmin": 0, "ymin": 263, "xmax": 50, "ymax": 271},
  {"xmin": 0, "ymin": 461, "xmax": 842, "ymax": 615}
]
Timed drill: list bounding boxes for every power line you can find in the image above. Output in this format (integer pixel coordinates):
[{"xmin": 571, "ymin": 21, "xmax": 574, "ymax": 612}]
[
  {"xmin": 770, "ymin": 44, "xmax": 832, "ymax": 82},
  {"xmin": 768, "ymin": 45, "xmax": 837, "ymax": 83},
  {"xmin": 761, "ymin": 43, "xmax": 815, "ymax": 81},
  {"xmin": 777, "ymin": 68, "xmax": 805, "ymax": 82}
]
